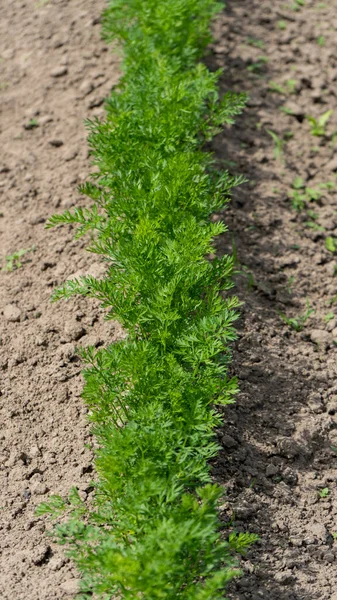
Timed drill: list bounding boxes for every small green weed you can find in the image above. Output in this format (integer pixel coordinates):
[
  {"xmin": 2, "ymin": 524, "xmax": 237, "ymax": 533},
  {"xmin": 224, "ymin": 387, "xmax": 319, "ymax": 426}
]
[
  {"xmin": 239, "ymin": 265, "xmax": 256, "ymax": 291},
  {"xmin": 286, "ymin": 275, "xmax": 295, "ymax": 294},
  {"xmin": 278, "ymin": 298, "xmax": 315, "ymax": 331},
  {"xmin": 326, "ymin": 236, "xmax": 337, "ymax": 253},
  {"xmin": 288, "ymin": 178, "xmax": 332, "ymax": 211},
  {"xmin": 247, "ymin": 56, "xmax": 269, "ymax": 74},
  {"xmin": 291, "ymin": 0, "xmax": 305, "ymax": 9},
  {"xmin": 324, "ymin": 312, "xmax": 335, "ymax": 322},
  {"xmin": 317, "ymin": 35, "xmax": 325, "ymax": 46},
  {"xmin": 268, "ymin": 79, "xmax": 297, "ymax": 95},
  {"xmin": 268, "ymin": 81, "xmax": 286, "ymax": 95},
  {"xmin": 267, "ymin": 129, "xmax": 286, "ymax": 162},
  {"xmin": 246, "ymin": 37, "xmax": 265, "ymax": 49},
  {"xmin": 280, "ymin": 105, "xmax": 294, "ymax": 115},
  {"xmin": 277, "ymin": 20, "xmax": 287, "ymax": 30},
  {"xmin": 305, "ymin": 221, "xmax": 325, "ymax": 231},
  {"xmin": 286, "ymin": 79, "xmax": 297, "ymax": 94},
  {"xmin": 288, "ymin": 177, "xmax": 305, "ymax": 210},
  {"xmin": 307, "ymin": 109, "xmax": 333, "ymax": 136},
  {"xmin": 331, "ymin": 133, "xmax": 337, "ymax": 148},
  {"xmin": 319, "ymin": 487, "xmax": 329, "ymax": 498},
  {"xmin": 24, "ymin": 118, "xmax": 39, "ymax": 130},
  {"xmin": 2, "ymin": 247, "xmax": 33, "ymax": 272}
]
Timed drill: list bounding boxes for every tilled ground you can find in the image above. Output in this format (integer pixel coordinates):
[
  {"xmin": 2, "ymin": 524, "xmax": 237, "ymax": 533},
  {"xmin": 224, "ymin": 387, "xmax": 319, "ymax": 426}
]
[
  {"xmin": 0, "ymin": 1, "xmax": 121, "ymax": 598},
  {"xmin": 1, "ymin": 0, "xmax": 337, "ymax": 599},
  {"xmin": 212, "ymin": 1, "xmax": 337, "ymax": 599}
]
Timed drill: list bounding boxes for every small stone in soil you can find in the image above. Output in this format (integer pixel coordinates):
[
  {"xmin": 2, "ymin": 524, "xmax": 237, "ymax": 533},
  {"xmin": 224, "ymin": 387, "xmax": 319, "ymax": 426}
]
[
  {"xmin": 79, "ymin": 80, "xmax": 94, "ymax": 96},
  {"xmin": 50, "ymin": 66, "xmax": 68, "ymax": 77},
  {"xmin": 63, "ymin": 321, "xmax": 86, "ymax": 341},
  {"xmin": 310, "ymin": 522, "xmax": 327, "ymax": 542},
  {"xmin": 273, "ymin": 570, "xmax": 295, "ymax": 585},
  {"xmin": 60, "ymin": 579, "xmax": 81, "ymax": 595},
  {"xmin": 221, "ymin": 434, "xmax": 237, "ymax": 448},
  {"xmin": 266, "ymin": 463, "xmax": 279, "ymax": 477},
  {"xmin": 323, "ymin": 551, "xmax": 335, "ymax": 563},
  {"xmin": 277, "ymin": 437, "xmax": 300, "ymax": 459},
  {"xmin": 3, "ymin": 304, "xmax": 21, "ymax": 322},
  {"xmin": 31, "ymin": 544, "xmax": 50, "ymax": 565},
  {"xmin": 49, "ymin": 556, "xmax": 66, "ymax": 571},
  {"xmin": 325, "ymin": 156, "xmax": 337, "ymax": 172},
  {"xmin": 282, "ymin": 467, "xmax": 298, "ymax": 485},
  {"xmin": 31, "ymin": 482, "xmax": 49, "ymax": 495},
  {"xmin": 310, "ymin": 329, "xmax": 330, "ymax": 348}
]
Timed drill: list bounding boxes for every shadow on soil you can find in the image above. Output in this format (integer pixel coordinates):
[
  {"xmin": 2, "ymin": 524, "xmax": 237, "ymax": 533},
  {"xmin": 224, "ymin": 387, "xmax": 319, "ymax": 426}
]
[{"xmin": 208, "ymin": 2, "xmax": 337, "ymax": 599}]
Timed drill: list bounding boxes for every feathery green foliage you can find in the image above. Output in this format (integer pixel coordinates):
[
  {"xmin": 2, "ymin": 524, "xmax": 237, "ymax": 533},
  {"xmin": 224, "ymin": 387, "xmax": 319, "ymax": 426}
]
[{"xmin": 42, "ymin": 0, "xmax": 257, "ymax": 597}]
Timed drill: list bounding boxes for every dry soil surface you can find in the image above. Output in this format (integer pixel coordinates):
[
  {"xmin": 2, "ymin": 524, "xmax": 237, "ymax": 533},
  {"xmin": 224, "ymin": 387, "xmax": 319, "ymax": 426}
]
[
  {"xmin": 0, "ymin": 1, "xmax": 121, "ymax": 598},
  {"xmin": 1, "ymin": 0, "xmax": 337, "ymax": 599}
]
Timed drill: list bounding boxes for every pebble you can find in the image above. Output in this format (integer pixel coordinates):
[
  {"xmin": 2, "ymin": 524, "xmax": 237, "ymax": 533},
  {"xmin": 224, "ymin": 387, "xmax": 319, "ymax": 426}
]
[
  {"xmin": 289, "ymin": 537, "xmax": 302, "ymax": 547},
  {"xmin": 50, "ymin": 66, "xmax": 68, "ymax": 77},
  {"xmin": 87, "ymin": 95, "xmax": 105, "ymax": 109},
  {"xmin": 310, "ymin": 522, "xmax": 327, "ymax": 542},
  {"xmin": 63, "ymin": 321, "xmax": 86, "ymax": 342},
  {"xmin": 327, "ymin": 400, "xmax": 337, "ymax": 415},
  {"xmin": 310, "ymin": 329, "xmax": 330, "ymax": 347},
  {"xmin": 273, "ymin": 570, "xmax": 295, "ymax": 585},
  {"xmin": 39, "ymin": 115, "xmax": 53, "ymax": 126},
  {"xmin": 327, "ymin": 318, "xmax": 337, "ymax": 332},
  {"xmin": 31, "ymin": 482, "xmax": 49, "ymax": 495},
  {"xmin": 3, "ymin": 304, "xmax": 21, "ymax": 322},
  {"xmin": 221, "ymin": 434, "xmax": 237, "ymax": 449},
  {"xmin": 325, "ymin": 157, "xmax": 337, "ymax": 172},
  {"xmin": 266, "ymin": 463, "xmax": 279, "ymax": 477},
  {"xmin": 308, "ymin": 395, "xmax": 324, "ymax": 414},
  {"xmin": 323, "ymin": 551, "xmax": 335, "ymax": 563},
  {"xmin": 277, "ymin": 437, "xmax": 300, "ymax": 459},
  {"xmin": 63, "ymin": 148, "xmax": 78, "ymax": 162},
  {"xmin": 234, "ymin": 502, "xmax": 255, "ymax": 520},
  {"xmin": 32, "ymin": 544, "xmax": 50, "ymax": 565},
  {"xmin": 49, "ymin": 556, "xmax": 66, "ymax": 571},
  {"xmin": 29, "ymin": 444, "xmax": 41, "ymax": 458},
  {"xmin": 282, "ymin": 467, "xmax": 298, "ymax": 485},
  {"xmin": 79, "ymin": 80, "xmax": 94, "ymax": 96},
  {"xmin": 60, "ymin": 578, "xmax": 81, "ymax": 595}
]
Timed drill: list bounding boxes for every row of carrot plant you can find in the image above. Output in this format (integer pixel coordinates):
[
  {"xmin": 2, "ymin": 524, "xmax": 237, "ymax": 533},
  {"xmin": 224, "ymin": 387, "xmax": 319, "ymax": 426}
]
[{"xmin": 39, "ymin": 0, "xmax": 256, "ymax": 597}]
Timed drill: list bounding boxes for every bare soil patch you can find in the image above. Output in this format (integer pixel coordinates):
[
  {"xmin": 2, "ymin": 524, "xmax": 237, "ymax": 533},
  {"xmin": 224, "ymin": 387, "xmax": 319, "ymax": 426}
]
[
  {"xmin": 0, "ymin": 1, "xmax": 121, "ymax": 598},
  {"xmin": 211, "ymin": 1, "xmax": 337, "ymax": 599}
]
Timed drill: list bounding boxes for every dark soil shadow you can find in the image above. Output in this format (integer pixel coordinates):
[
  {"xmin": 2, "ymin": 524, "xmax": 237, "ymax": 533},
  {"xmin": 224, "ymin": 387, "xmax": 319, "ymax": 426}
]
[{"xmin": 208, "ymin": 1, "xmax": 337, "ymax": 599}]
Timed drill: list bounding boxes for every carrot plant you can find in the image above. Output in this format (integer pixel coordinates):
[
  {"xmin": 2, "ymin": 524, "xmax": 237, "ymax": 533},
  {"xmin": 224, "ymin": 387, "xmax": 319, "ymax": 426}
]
[{"xmin": 39, "ymin": 0, "xmax": 256, "ymax": 597}]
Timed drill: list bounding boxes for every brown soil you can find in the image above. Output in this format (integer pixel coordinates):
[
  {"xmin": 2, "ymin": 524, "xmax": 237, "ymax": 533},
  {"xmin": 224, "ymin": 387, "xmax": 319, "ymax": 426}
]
[
  {"xmin": 1, "ymin": 0, "xmax": 337, "ymax": 599},
  {"xmin": 0, "ymin": 1, "xmax": 121, "ymax": 598},
  {"xmin": 211, "ymin": 1, "xmax": 337, "ymax": 599}
]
